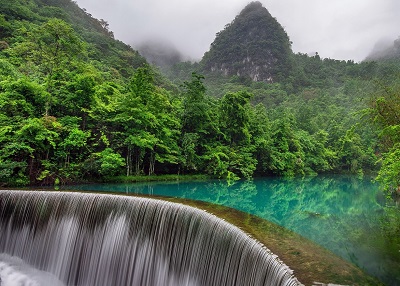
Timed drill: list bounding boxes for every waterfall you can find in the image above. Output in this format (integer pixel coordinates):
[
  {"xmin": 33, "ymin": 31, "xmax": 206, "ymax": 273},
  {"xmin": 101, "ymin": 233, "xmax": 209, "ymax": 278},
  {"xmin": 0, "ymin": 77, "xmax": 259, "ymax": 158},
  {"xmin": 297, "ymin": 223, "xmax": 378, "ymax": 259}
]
[{"xmin": 0, "ymin": 190, "xmax": 301, "ymax": 286}]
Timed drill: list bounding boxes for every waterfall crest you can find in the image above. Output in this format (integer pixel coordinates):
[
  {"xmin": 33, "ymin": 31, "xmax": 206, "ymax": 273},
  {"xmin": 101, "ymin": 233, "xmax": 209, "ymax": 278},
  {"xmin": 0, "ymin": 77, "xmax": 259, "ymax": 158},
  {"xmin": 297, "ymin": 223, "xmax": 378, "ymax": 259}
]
[{"xmin": 0, "ymin": 190, "xmax": 301, "ymax": 286}]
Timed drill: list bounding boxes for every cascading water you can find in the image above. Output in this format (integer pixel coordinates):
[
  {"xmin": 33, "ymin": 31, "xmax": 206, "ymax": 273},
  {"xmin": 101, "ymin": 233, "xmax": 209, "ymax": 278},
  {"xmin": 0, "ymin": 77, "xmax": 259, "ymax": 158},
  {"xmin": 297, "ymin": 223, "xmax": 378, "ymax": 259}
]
[{"xmin": 0, "ymin": 190, "xmax": 301, "ymax": 286}]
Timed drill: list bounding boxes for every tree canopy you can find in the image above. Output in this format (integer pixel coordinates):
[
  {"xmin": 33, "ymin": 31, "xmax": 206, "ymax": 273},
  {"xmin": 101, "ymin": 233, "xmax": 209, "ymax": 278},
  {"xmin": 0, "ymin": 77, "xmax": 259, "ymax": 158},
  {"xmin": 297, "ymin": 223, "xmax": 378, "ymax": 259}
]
[{"xmin": 0, "ymin": 0, "xmax": 399, "ymax": 191}]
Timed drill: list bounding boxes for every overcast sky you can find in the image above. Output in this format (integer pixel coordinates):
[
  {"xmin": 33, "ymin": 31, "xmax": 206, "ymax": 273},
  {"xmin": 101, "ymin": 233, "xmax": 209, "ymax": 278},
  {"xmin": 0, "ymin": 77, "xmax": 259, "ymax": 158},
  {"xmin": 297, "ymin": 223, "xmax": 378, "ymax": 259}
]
[{"xmin": 74, "ymin": 0, "xmax": 400, "ymax": 62}]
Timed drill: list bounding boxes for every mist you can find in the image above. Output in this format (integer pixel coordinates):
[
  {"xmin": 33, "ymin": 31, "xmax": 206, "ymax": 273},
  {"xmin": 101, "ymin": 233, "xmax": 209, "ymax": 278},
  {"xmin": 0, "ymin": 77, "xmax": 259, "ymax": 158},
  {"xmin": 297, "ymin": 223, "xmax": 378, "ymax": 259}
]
[
  {"xmin": 74, "ymin": 0, "xmax": 400, "ymax": 62},
  {"xmin": 137, "ymin": 39, "xmax": 185, "ymax": 67}
]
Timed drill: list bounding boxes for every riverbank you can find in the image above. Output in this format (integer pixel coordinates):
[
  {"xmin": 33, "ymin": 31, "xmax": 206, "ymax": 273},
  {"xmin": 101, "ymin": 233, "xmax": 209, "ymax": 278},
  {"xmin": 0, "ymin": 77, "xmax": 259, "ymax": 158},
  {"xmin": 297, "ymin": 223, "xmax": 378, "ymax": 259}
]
[{"xmin": 103, "ymin": 174, "xmax": 210, "ymax": 183}]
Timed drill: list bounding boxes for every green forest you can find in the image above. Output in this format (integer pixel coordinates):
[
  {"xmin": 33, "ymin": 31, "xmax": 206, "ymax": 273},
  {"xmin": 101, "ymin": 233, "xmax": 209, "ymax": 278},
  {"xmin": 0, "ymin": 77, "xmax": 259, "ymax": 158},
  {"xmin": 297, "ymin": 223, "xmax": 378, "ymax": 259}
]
[{"xmin": 0, "ymin": 0, "xmax": 399, "ymax": 197}]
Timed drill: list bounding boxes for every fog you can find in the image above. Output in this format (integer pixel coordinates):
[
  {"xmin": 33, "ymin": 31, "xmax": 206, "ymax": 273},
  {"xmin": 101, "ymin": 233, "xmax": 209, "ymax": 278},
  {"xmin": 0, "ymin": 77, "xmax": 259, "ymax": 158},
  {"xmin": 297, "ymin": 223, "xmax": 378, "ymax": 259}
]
[{"xmin": 74, "ymin": 0, "xmax": 400, "ymax": 62}]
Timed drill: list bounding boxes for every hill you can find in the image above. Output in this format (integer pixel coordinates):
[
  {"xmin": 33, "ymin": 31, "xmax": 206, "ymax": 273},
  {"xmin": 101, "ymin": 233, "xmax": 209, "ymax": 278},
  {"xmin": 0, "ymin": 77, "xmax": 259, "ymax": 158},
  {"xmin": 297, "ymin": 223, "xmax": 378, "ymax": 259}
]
[
  {"xmin": 366, "ymin": 37, "xmax": 400, "ymax": 61},
  {"xmin": 0, "ymin": 0, "xmax": 146, "ymax": 75},
  {"xmin": 200, "ymin": 1, "xmax": 292, "ymax": 83}
]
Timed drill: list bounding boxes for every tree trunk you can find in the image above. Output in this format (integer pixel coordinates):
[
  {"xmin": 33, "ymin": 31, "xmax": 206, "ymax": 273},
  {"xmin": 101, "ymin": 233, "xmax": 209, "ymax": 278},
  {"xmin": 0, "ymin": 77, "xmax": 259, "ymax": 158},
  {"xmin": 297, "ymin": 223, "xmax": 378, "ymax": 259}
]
[
  {"xmin": 134, "ymin": 147, "xmax": 142, "ymax": 176},
  {"xmin": 126, "ymin": 146, "xmax": 132, "ymax": 177},
  {"xmin": 148, "ymin": 150, "xmax": 155, "ymax": 176}
]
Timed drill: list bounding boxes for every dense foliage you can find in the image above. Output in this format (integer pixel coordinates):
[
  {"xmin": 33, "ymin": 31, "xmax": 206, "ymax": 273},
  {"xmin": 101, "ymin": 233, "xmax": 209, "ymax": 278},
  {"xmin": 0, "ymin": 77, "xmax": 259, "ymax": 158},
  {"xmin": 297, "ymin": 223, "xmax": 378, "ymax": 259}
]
[
  {"xmin": 367, "ymin": 72, "xmax": 400, "ymax": 195},
  {"xmin": 0, "ymin": 0, "xmax": 399, "ymax": 190}
]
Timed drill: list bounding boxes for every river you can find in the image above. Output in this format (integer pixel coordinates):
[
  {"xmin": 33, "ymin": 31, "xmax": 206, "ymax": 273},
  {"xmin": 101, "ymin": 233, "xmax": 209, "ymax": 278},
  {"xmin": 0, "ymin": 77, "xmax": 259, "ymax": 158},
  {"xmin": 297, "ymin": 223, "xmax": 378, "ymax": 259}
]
[{"xmin": 64, "ymin": 175, "xmax": 400, "ymax": 285}]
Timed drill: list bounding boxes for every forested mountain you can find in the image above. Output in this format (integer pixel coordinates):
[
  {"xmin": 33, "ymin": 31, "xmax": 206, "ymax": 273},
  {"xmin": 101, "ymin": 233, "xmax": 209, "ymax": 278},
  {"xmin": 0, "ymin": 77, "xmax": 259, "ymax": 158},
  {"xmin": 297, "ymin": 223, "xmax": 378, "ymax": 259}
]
[
  {"xmin": 201, "ymin": 1, "xmax": 292, "ymax": 83},
  {"xmin": 0, "ymin": 0, "xmax": 399, "ymax": 197},
  {"xmin": 0, "ymin": 0, "xmax": 146, "ymax": 74},
  {"xmin": 366, "ymin": 37, "xmax": 400, "ymax": 62}
]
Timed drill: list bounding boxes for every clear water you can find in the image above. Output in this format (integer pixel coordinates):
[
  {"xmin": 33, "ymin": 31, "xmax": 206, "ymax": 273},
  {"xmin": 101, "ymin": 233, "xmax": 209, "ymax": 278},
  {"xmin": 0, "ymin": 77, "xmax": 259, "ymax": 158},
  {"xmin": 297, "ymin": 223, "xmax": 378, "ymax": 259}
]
[{"xmin": 64, "ymin": 175, "xmax": 400, "ymax": 285}]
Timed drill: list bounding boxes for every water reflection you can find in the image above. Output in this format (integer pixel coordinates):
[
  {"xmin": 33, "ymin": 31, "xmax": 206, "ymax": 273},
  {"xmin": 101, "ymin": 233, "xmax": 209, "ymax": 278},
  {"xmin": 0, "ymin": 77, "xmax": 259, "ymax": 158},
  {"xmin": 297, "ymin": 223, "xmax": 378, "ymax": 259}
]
[{"xmin": 65, "ymin": 175, "xmax": 399, "ymax": 285}]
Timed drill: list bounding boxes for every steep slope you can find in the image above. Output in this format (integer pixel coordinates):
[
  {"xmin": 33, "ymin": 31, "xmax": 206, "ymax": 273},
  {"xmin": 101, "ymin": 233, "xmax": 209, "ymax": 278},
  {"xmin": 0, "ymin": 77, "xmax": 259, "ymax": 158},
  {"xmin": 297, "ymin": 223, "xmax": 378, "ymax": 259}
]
[
  {"xmin": 0, "ymin": 0, "xmax": 147, "ymax": 76},
  {"xmin": 201, "ymin": 1, "xmax": 292, "ymax": 83},
  {"xmin": 365, "ymin": 37, "xmax": 400, "ymax": 62}
]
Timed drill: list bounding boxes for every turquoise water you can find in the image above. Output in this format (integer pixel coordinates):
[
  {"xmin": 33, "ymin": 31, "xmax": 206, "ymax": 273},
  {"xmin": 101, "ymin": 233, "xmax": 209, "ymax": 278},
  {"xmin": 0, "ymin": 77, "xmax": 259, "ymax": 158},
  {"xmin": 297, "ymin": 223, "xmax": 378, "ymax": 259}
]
[{"xmin": 64, "ymin": 175, "xmax": 399, "ymax": 285}]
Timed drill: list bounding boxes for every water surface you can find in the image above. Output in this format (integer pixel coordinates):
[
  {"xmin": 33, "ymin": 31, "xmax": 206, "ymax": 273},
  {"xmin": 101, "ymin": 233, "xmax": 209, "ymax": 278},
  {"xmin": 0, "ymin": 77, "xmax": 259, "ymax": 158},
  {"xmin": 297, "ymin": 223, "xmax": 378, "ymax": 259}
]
[{"xmin": 65, "ymin": 175, "xmax": 400, "ymax": 285}]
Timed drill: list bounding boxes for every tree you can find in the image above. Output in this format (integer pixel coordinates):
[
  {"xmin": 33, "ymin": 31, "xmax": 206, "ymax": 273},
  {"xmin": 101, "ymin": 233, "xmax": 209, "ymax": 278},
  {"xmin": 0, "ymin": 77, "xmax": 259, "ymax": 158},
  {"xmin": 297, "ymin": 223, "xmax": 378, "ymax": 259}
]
[
  {"xmin": 219, "ymin": 91, "xmax": 252, "ymax": 146},
  {"xmin": 112, "ymin": 66, "xmax": 180, "ymax": 176},
  {"xmin": 14, "ymin": 116, "xmax": 60, "ymax": 184},
  {"xmin": 205, "ymin": 90, "xmax": 258, "ymax": 179},
  {"xmin": 9, "ymin": 19, "xmax": 86, "ymax": 115},
  {"xmin": 248, "ymin": 104, "xmax": 274, "ymax": 174},
  {"xmin": 268, "ymin": 112, "xmax": 305, "ymax": 177},
  {"xmin": 31, "ymin": 19, "xmax": 85, "ymax": 75},
  {"xmin": 0, "ymin": 14, "xmax": 12, "ymax": 39},
  {"xmin": 113, "ymin": 67, "xmax": 158, "ymax": 176},
  {"xmin": 181, "ymin": 72, "xmax": 209, "ymax": 134},
  {"xmin": 96, "ymin": 148, "xmax": 125, "ymax": 176},
  {"xmin": 368, "ymin": 80, "xmax": 400, "ymax": 194},
  {"xmin": 179, "ymin": 72, "xmax": 216, "ymax": 172},
  {"xmin": 376, "ymin": 144, "xmax": 400, "ymax": 195}
]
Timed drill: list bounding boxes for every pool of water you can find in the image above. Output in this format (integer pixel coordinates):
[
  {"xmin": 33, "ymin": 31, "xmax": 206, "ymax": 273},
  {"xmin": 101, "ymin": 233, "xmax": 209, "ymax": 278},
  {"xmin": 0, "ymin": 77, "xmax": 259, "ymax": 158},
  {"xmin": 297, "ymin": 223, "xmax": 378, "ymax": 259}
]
[{"xmin": 63, "ymin": 175, "xmax": 400, "ymax": 285}]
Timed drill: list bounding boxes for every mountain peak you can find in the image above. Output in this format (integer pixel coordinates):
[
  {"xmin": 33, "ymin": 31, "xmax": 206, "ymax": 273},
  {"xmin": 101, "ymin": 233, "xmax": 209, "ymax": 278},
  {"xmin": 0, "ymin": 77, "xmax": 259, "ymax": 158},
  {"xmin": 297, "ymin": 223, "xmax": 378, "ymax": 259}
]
[
  {"xmin": 241, "ymin": 1, "xmax": 266, "ymax": 14},
  {"xmin": 201, "ymin": 2, "xmax": 292, "ymax": 82}
]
